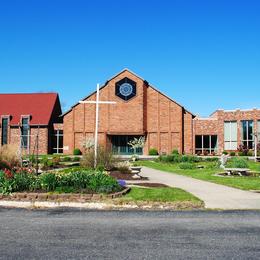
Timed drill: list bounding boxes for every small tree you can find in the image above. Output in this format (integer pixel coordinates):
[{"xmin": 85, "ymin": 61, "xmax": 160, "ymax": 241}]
[
  {"xmin": 82, "ymin": 138, "xmax": 95, "ymax": 153},
  {"xmin": 128, "ymin": 136, "xmax": 145, "ymax": 161}
]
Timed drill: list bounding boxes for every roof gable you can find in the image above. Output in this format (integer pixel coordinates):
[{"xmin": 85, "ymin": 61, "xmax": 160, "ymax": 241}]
[
  {"xmin": 0, "ymin": 93, "xmax": 60, "ymax": 125},
  {"xmin": 62, "ymin": 69, "xmax": 195, "ymax": 117}
]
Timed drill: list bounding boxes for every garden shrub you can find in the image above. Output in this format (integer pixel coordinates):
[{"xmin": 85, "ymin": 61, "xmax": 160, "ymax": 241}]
[
  {"xmin": 229, "ymin": 152, "xmax": 236, "ymax": 156},
  {"xmin": 0, "ymin": 145, "xmax": 20, "ymax": 168},
  {"xmin": 222, "ymin": 151, "xmax": 228, "ymax": 155},
  {"xmin": 237, "ymin": 145, "xmax": 249, "ymax": 156},
  {"xmin": 171, "ymin": 149, "xmax": 179, "ymax": 155},
  {"xmin": 148, "ymin": 148, "xmax": 158, "ymax": 155},
  {"xmin": 179, "ymin": 162, "xmax": 195, "ymax": 170},
  {"xmin": 0, "ymin": 169, "xmax": 122, "ymax": 194},
  {"xmin": 52, "ymin": 155, "xmax": 60, "ymax": 166},
  {"xmin": 62, "ymin": 156, "xmax": 71, "ymax": 162},
  {"xmin": 41, "ymin": 155, "xmax": 49, "ymax": 167},
  {"xmin": 158, "ymin": 154, "xmax": 202, "ymax": 164},
  {"xmin": 247, "ymin": 150, "xmax": 253, "ymax": 156},
  {"xmin": 226, "ymin": 157, "xmax": 249, "ymax": 169},
  {"xmin": 238, "ymin": 152, "xmax": 244, "ymax": 156},
  {"xmin": 72, "ymin": 156, "xmax": 81, "ymax": 162},
  {"xmin": 0, "ymin": 160, "xmax": 12, "ymax": 170},
  {"xmin": 203, "ymin": 157, "xmax": 219, "ymax": 162},
  {"xmin": 73, "ymin": 148, "xmax": 82, "ymax": 155},
  {"xmin": 80, "ymin": 146, "xmax": 115, "ymax": 170}
]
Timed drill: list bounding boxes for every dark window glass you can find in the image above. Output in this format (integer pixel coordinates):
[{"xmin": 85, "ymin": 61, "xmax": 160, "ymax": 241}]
[
  {"xmin": 211, "ymin": 135, "xmax": 218, "ymax": 149},
  {"xmin": 203, "ymin": 135, "xmax": 210, "ymax": 149},
  {"xmin": 195, "ymin": 136, "xmax": 202, "ymax": 149},
  {"xmin": 21, "ymin": 118, "xmax": 29, "ymax": 149},
  {"xmin": 1, "ymin": 118, "xmax": 8, "ymax": 145}
]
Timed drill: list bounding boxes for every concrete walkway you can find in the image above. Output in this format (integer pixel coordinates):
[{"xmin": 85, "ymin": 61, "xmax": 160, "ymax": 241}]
[{"xmin": 140, "ymin": 166, "xmax": 260, "ymax": 209}]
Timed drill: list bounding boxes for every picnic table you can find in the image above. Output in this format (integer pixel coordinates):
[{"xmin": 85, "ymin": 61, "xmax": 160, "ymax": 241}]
[{"xmin": 224, "ymin": 168, "xmax": 250, "ymax": 176}]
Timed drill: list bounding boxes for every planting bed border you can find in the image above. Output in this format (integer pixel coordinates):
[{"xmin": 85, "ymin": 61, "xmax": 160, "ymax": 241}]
[{"xmin": 0, "ymin": 187, "xmax": 131, "ymax": 202}]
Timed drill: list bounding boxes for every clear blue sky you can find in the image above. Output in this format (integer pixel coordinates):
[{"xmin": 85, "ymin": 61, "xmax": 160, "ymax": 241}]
[{"xmin": 0, "ymin": 0, "xmax": 259, "ymax": 117}]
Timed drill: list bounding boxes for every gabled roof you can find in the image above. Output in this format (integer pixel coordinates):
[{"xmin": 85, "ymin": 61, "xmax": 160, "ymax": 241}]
[
  {"xmin": 62, "ymin": 68, "xmax": 195, "ymax": 117},
  {"xmin": 0, "ymin": 93, "xmax": 60, "ymax": 126}
]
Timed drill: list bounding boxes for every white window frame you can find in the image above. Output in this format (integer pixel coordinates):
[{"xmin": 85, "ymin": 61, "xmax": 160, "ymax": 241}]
[
  {"xmin": 20, "ymin": 116, "xmax": 30, "ymax": 152},
  {"xmin": 195, "ymin": 135, "xmax": 218, "ymax": 154},
  {"xmin": 53, "ymin": 130, "xmax": 63, "ymax": 154},
  {"xmin": 224, "ymin": 121, "xmax": 238, "ymax": 150}
]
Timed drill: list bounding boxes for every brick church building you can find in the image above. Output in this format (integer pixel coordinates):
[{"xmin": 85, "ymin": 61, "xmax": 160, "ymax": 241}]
[
  {"xmin": 1, "ymin": 69, "xmax": 260, "ymax": 156},
  {"xmin": 62, "ymin": 69, "xmax": 195, "ymax": 155},
  {"xmin": 0, "ymin": 93, "xmax": 63, "ymax": 154}
]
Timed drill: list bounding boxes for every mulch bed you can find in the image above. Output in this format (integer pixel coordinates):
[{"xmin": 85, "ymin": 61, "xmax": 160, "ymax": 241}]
[
  {"xmin": 131, "ymin": 183, "xmax": 170, "ymax": 188},
  {"xmin": 109, "ymin": 171, "xmax": 148, "ymax": 180}
]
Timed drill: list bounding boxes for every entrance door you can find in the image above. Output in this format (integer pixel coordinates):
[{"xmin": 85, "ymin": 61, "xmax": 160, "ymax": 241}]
[{"xmin": 111, "ymin": 135, "xmax": 143, "ymax": 155}]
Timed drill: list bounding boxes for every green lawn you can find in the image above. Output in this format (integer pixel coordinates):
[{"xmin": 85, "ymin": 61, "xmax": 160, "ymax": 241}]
[
  {"xmin": 139, "ymin": 160, "xmax": 260, "ymax": 191},
  {"xmin": 122, "ymin": 187, "xmax": 201, "ymax": 203}
]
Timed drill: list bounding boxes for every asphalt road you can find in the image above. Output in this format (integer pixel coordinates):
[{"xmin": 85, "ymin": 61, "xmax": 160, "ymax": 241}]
[{"xmin": 0, "ymin": 208, "xmax": 260, "ymax": 260}]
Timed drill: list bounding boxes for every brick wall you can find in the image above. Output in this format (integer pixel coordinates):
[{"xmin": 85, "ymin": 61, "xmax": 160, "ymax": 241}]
[
  {"xmin": 63, "ymin": 70, "xmax": 192, "ymax": 155},
  {"xmin": 194, "ymin": 109, "xmax": 260, "ymax": 154}
]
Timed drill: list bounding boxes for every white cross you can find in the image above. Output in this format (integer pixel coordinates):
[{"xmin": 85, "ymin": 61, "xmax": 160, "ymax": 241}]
[{"xmin": 79, "ymin": 83, "xmax": 116, "ymax": 168}]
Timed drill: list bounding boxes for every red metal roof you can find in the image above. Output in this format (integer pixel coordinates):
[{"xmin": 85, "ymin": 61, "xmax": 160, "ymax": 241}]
[{"xmin": 0, "ymin": 93, "xmax": 59, "ymax": 126}]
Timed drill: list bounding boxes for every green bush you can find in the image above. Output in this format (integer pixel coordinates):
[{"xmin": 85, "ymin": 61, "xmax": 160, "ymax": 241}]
[
  {"xmin": 171, "ymin": 149, "xmax": 179, "ymax": 155},
  {"xmin": 73, "ymin": 148, "xmax": 82, "ymax": 155},
  {"xmin": 52, "ymin": 155, "xmax": 60, "ymax": 166},
  {"xmin": 0, "ymin": 169, "xmax": 38, "ymax": 194},
  {"xmin": 72, "ymin": 156, "xmax": 81, "ymax": 162},
  {"xmin": 62, "ymin": 156, "xmax": 71, "ymax": 162},
  {"xmin": 41, "ymin": 155, "xmax": 49, "ymax": 167},
  {"xmin": 179, "ymin": 162, "xmax": 195, "ymax": 170},
  {"xmin": 158, "ymin": 154, "xmax": 202, "ymax": 164},
  {"xmin": 0, "ymin": 160, "xmax": 11, "ymax": 170},
  {"xmin": 47, "ymin": 160, "xmax": 54, "ymax": 168},
  {"xmin": 203, "ymin": 157, "xmax": 219, "ymax": 162},
  {"xmin": 0, "ymin": 169, "xmax": 122, "ymax": 194},
  {"xmin": 226, "ymin": 157, "xmax": 249, "ymax": 169},
  {"xmin": 238, "ymin": 152, "xmax": 245, "ymax": 156},
  {"xmin": 247, "ymin": 151, "xmax": 253, "ymax": 156},
  {"xmin": 229, "ymin": 152, "xmax": 236, "ymax": 156},
  {"xmin": 149, "ymin": 148, "xmax": 158, "ymax": 155},
  {"xmin": 222, "ymin": 151, "xmax": 228, "ymax": 155}
]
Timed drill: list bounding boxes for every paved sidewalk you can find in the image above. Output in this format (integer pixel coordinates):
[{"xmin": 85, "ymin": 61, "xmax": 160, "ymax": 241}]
[{"xmin": 141, "ymin": 166, "xmax": 260, "ymax": 209}]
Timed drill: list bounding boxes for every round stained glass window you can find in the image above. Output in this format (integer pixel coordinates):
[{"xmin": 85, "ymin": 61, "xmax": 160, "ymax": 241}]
[{"xmin": 119, "ymin": 83, "xmax": 133, "ymax": 97}]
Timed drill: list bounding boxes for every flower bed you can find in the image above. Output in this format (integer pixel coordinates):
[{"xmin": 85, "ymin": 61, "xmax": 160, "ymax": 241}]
[{"xmin": 0, "ymin": 168, "xmax": 122, "ymax": 195}]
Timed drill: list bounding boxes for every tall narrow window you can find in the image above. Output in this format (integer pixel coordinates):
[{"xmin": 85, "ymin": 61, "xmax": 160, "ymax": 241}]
[
  {"xmin": 1, "ymin": 118, "xmax": 8, "ymax": 145},
  {"xmin": 241, "ymin": 120, "xmax": 254, "ymax": 149},
  {"xmin": 53, "ymin": 130, "xmax": 63, "ymax": 154},
  {"xmin": 21, "ymin": 117, "xmax": 30, "ymax": 149},
  {"xmin": 224, "ymin": 121, "xmax": 237, "ymax": 150}
]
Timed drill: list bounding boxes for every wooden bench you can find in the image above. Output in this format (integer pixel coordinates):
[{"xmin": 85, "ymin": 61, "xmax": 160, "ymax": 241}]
[{"xmin": 224, "ymin": 168, "xmax": 250, "ymax": 176}]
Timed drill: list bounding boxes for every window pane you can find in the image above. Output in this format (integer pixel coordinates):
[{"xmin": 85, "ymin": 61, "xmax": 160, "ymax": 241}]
[
  {"xmin": 211, "ymin": 135, "xmax": 218, "ymax": 150},
  {"xmin": 224, "ymin": 142, "xmax": 230, "ymax": 150},
  {"xmin": 1, "ymin": 118, "xmax": 8, "ymax": 145},
  {"xmin": 203, "ymin": 135, "xmax": 210, "ymax": 149},
  {"xmin": 248, "ymin": 121, "xmax": 254, "ymax": 141},
  {"xmin": 241, "ymin": 121, "xmax": 247, "ymax": 141},
  {"xmin": 224, "ymin": 122, "xmax": 230, "ymax": 142},
  {"xmin": 230, "ymin": 141, "xmax": 238, "ymax": 150},
  {"xmin": 230, "ymin": 122, "xmax": 237, "ymax": 141},
  {"xmin": 21, "ymin": 118, "xmax": 29, "ymax": 149},
  {"xmin": 195, "ymin": 136, "xmax": 202, "ymax": 149}
]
